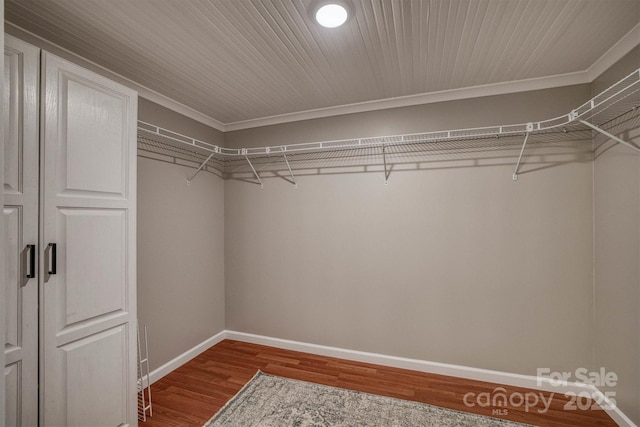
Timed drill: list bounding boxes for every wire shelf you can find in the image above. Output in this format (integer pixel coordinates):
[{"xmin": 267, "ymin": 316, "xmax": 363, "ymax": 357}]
[{"xmin": 137, "ymin": 68, "xmax": 640, "ymax": 182}]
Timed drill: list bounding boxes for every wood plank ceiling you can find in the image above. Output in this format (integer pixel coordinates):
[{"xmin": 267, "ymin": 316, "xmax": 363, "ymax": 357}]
[{"xmin": 6, "ymin": 0, "xmax": 639, "ymax": 125}]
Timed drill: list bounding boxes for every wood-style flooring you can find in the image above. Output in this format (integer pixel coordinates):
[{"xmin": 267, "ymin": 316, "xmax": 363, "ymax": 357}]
[{"xmin": 141, "ymin": 339, "xmax": 616, "ymax": 427}]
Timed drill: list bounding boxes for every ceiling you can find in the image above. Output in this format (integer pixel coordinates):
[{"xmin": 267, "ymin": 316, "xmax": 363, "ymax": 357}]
[{"xmin": 5, "ymin": 0, "xmax": 640, "ymax": 130}]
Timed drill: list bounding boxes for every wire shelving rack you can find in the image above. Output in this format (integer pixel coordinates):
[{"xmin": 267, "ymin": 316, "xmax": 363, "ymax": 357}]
[{"xmin": 137, "ymin": 68, "xmax": 640, "ymax": 186}]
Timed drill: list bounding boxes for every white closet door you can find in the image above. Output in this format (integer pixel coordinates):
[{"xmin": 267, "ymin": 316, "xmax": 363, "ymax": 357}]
[
  {"xmin": 3, "ymin": 35, "xmax": 39, "ymax": 427},
  {"xmin": 40, "ymin": 52, "xmax": 138, "ymax": 427}
]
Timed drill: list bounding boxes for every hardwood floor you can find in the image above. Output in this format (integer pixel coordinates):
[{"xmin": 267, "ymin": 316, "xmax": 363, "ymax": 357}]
[{"xmin": 141, "ymin": 340, "xmax": 616, "ymax": 427}]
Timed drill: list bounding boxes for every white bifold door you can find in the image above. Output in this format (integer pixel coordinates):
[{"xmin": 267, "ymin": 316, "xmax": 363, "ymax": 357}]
[
  {"xmin": 4, "ymin": 35, "xmax": 138, "ymax": 427},
  {"xmin": 4, "ymin": 35, "xmax": 40, "ymax": 427}
]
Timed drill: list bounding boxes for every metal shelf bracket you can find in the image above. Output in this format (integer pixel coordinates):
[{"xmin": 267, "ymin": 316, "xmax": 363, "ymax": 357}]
[
  {"xmin": 282, "ymin": 151, "xmax": 297, "ymax": 188},
  {"xmin": 580, "ymin": 120, "xmax": 640, "ymax": 154},
  {"xmin": 245, "ymin": 154, "xmax": 264, "ymax": 188},
  {"xmin": 382, "ymin": 145, "xmax": 390, "ymax": 185},
  {"xmin": 512, "ymin": 129, "xmax": 531, "ymax": 181},
  {"xmin": 137, "ymin": 68, "xmax": 640, "ymax": 185},
  {"xmin": 186, "ymin": 152, "xmax": 215, "ymax": 185}
]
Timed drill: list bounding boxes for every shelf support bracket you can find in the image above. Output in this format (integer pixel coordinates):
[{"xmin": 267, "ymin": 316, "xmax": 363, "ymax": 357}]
[
  {"xmin": 245, "ymin": 155, "xmax": 264, "ymax": 188},
  {"xmin": 282, "ymin": 153, "xmax": 297, "ymax": 189},
  {"xmin": 382, "ymin": 145, "xmax": 390, "ymax": 185},
  {"xmin": 512, "ymin": 132, "xmax": 531, "ymax": 181},
  {"xmin": 186, "ymin": 152, "xmax": 215, "ymax": 185},
  {"xmin": 580, "ymin": 120, "xmax": 640, "ymax": 154}
]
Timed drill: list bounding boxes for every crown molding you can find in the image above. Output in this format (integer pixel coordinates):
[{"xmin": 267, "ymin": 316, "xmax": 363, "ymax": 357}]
[
  {"xmin": 5, "ymin": 22, "xmax": 226, "ymax": 132},
  {"xmin": 224, "ymin": 21, "xmax": 640, "ymax": 131},
  {"xmin": 7, "ymin": 18, "xmax": 639, "ymax": 134},
  {"xmin": 225, "ymin": 71, "xmax": 591, "ymax": 131},
  {"xmin": 587, "ymin": 21, "xmax": 640, "ymax": 81}
]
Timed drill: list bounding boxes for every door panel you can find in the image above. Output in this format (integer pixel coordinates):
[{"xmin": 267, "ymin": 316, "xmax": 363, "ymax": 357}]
[
  {"xmin": 41, "ymin": 52, "xmax": 138, "ymax": 427},
  {"xmin": 60, "ymin": 208, "xmax": 126, "ymax": 327},
  {"xmin": 63, "ymin": 326, "xmax": 128, "ymax": 427},
  {"xmin": 3, "ymin": 207, "xmax": 19, "ymax": 349},
  {"xmin": 4, "ymin": 363, "xmax": 19, "ymax": 427},
  {"xmin": 4, "ymin": 47, "xmax": 20, "ymax": 195},
  {"xmin": 3, "ymin": 35, "xmax": 39, "ymax": 427},
  {"xmin": 62, "ymin": 78, "xmax": 127, "ymax": 197}
]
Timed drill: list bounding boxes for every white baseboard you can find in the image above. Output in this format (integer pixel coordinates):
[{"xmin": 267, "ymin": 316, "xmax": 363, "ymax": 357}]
[
  {"xmin": 148, "ymin": 330, "xmax": 226, "ymax": 384},
  {"xmin": 225, "ymin": 331, "xmax": 635, "ymax": 426},
  {"xmin": 591, "ymin": 388, "xmax": 638, "ymax": 427},
  {"xmin": 225, "ymin": 331, "xmax": 592, "ymax": 394},
  {"xmin": 149, "ymin": 330, "xmax": 635, "ymax": 426}
]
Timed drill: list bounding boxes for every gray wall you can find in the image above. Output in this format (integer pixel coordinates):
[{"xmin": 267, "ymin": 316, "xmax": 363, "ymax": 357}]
[
  {"xmin": 225, "ymin": 85, "xmax": 589, "ymax": 148},
  {"xmin": 137, "ymin": 99, "xmax": 225, "ymax": 371},
  {"xmin": 139, "ymin": 98, "xmax": 224, "ymax": 146},
  {"xmin": 593, "ymin": 46, "xmax": 640, "ymax": 424},
  {"xmin": 224, "ymin": 84, "xmax": 595, "ymax": 376}
]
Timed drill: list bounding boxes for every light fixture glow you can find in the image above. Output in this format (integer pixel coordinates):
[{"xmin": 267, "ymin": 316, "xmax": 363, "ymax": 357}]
[{"xmin": 315, "ymin": 3, "xmax": 348, "ymax": 28}]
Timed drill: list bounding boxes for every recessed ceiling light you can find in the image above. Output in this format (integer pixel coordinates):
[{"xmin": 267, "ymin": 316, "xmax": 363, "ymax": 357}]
[{"xmin": 314, "ymin": 2, "xmax": 349, "ymax": 28}]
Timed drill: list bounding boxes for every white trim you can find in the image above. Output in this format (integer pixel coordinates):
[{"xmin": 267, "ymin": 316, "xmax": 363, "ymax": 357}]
[
  {"xmin": 4, "ymin": 22, "xmax": 226, "ymax": 132},
  {"xmin": 587, "ymin": 22, "xmax": 640, "ymax": 82},
  {"xmin": 226, "ymin": 331, "xmax": 591, "ymax": 395},
  {"xmin": 7, "ymin": 18, "xmax": 639, "ymax": 133},
  {"xmin": 147, "ymin": 330, "xmax": 635, "ymax": 425},
  {"xmin": 148, "ymin": 330, "xmax": 226, "ymax": 385},
  {"xmin": 225, "ymin": 72, "xmax": 591, "ymax": 131},
  {"xmin": 0, "ymin": 9, "xmax": 5, "ymax": 426},
  {"xmin": 228, "ymin": 331, "xmax": 639, "ymax": 425},
  {"xmin": 225, "ymin": 25, "xmax": 640, "ymax": 131},
  {"xmin": 590, "ymin": 387, "xmax": 638, "ymax": 427}
]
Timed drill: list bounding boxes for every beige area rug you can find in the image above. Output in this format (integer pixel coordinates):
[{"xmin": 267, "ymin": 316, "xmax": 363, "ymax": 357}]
[{"xmin": 204, "ymin": 371, "xmax": 533, "ymax": 426}]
